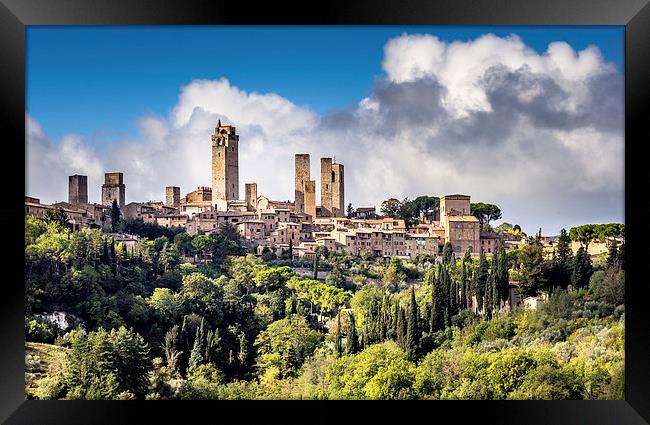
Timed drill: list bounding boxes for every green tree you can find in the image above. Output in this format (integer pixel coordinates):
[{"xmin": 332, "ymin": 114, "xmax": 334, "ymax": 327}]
[
  {"xmin": 346, "ymin": 203, "xmax": 354, "ymax": 218},
  {"xmin": 406, "ymin": 287, "xmax": 420, "ymax": 360},
  {"xmin": 553, "ymin": 228, "xmax": 573, "ymax": 289},
  {"xmin": 64, "ymin": 327, "xmax": 151, "ymax": 399},
  {"xmin": 442, "ymin": 242, "xmax": 454, "ymax": 265},
  {"xmin": 470, "ymin": 202, "xmax": 502, "ymax": 228},
  {"xmin": 313, "ymin": 248, "xmax": 320, "ymax": 280},
  {"xmin": 254, "ymin": 315, "xmax": 323, "ymax": 378},
  {"xmin": 335, "ymin": 312, "xmax": 343, "ymax": 357},
  {"xmin": 380, "ymin": 198, "xmax": 402, "ymax": 218},
  {"xmin": 346, "ymin": 311, "xmax": 360, "ymax": 355},
  {"xmin": 517, "ymin": 243, "xmax": 545, "ymax": 297},
  {"xmin": 43, "ymin": 207, "xmax": 69, "ymax": 228},
  {"xmin": 572, "ymin": 247, "xmax": 593, "ymax": 289},
  {"xmin": 383, "ymin": 257, "xmax": 406, "ymax": 292},
  {"xmin": 474, "ymin": 250, "xmax": 489, "ymax": 312},
  {"xmin": 430, "ymin": 267, "xmax": 445, "ymax": 332},
  {"xmin": 110, "ymin": 200, "xmax": 121, "ymax": 232}
]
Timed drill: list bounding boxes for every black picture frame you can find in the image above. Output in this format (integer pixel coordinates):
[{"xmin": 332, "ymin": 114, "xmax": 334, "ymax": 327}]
[{"xmin": 1, "ymin": 0, "xmax": 648, "ymax": 423}]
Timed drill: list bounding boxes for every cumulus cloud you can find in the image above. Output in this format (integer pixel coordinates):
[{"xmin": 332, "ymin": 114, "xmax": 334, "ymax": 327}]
[{"xmin": 25, "ymin": 33, "xmax": 623, "ymax": 234}]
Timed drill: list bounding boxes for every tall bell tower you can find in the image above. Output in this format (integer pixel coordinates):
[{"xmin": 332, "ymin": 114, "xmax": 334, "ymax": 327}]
[{"xmin": 211, "ymin": 120, "xmax": 239, "ymax": 210}]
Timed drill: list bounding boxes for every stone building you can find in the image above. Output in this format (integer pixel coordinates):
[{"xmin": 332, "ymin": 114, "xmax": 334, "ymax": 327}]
[
  {"xmin": 320, "ymin": 158, "xmax": 333, "ymax": 216},
  {"xmin": 165, "ymin": 186, "xmax": 180, "ymax": 208},
  {"xmin": 332, "ymin": 163, "xmax": 345, "ymax": 217},
  {"xmin": 25, "ymin": 197, "xmax": 91, "ymax": 230},
  {"xmin": 156, "ymin": 214, "xmax": 189, "ymax": 229},
  {"xmin": 440, "ymin": 194, "xmax": 480, "ymax": 257},
  {"xmin": 440, "ymin": 194, "xmax": 471, "ymax": 218},
  {"xmin": 294, "ymin": 154, "xmax": 310, "ymax": 214},
  {"xmin": 124, "ymin": 202, "xmax": 157, "ymax": 223},
  {"xmin": 320, "ymin": 158, "xmax": 345, "ymax": 218},
  {"xmin": 68, "ymin": 174, "xmax": 88, "ymax": 205},
  {"xmin": 304, "ymin": 180, "xmax": 316, "ymax": 221},
  {"xmin": 182, "ymin": 186, "xmax": 212, "ymax": 204},
  {"xmin": 245, "ymin": 183, "xmax": 258, "ymax": 211},
  {"xmin": 101, "ymin": 172, "xmax": 126, "ymax": 210},
  {"xmin": 211, "ymin": 120, "xmax": 239, "ymax": 210}
]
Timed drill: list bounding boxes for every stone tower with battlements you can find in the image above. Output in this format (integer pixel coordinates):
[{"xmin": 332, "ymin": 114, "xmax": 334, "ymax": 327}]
[
  {"xmin": 294, "ymin": 154, "xmax": 310, "ymax": 213},
  {"xmin": 69, "ymin": 174, "xmax": 88, "ymax": 205},
  {"xmin": 165, "ymin": 186, "xmax": 180, "ymax": 207},
  {"xmin": 102, "ymin": 172, "xmax": 125, "ymax": 209},
  {"xmin": 211, "ymin": 120, "xmax": 239, "ymax": 211}
]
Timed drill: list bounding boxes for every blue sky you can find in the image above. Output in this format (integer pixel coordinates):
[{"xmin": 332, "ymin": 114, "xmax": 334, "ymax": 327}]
[{"xmin": 27, "ymin": 26, "xmax": 623, "ymax": 144}]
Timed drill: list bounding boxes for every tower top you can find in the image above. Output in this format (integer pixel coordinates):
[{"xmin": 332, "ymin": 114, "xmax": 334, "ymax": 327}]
[{"xmin": 217, "ymin": 119, "xmax": 221, "ymax": 127}]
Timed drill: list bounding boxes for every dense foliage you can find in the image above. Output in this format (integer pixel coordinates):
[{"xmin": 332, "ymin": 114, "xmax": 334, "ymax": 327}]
[{"xmin": 25, "ymin": 216, "xmax": 624, "ymax": 400}]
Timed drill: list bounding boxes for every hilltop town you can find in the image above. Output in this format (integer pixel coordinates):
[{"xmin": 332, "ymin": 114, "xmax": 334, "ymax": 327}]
[{"xmin": 25, "ymin": 120, "xmax": 520, "ymax": 261}]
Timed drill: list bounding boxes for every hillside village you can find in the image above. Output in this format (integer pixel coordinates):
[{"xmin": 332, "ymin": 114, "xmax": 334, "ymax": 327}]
[{"xmin": 24, "ymin": 120, "xmax": 626, "ymax": 401}]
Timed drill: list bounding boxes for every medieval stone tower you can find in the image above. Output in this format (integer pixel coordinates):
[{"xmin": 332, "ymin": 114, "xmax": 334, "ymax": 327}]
[
  {"xmin": 68, "ymin": 174, "xmax": 88, "ymax": 205},
  {"xmin": 245, "ymin": 183, "xmax": 258, "ymax": 211},
  {"xmin": 320, "ymin": 158, "xmax": 344, "ymax": 217},
  {"xmin": 211, "ymin": 120, "xmax": 239, "ymax": 211},
  {"xmin": 320, "ymin": 158, "xmax": 333, "ymax": 216},
  {"xmin": 294, "ymin": 154, "xmax": 310, "ymax": 213},
  {"xmin": 165, "ymin": 186, "xmax": 180, "ymax": 208},
  {"xmin": 304, "ymin": 180, "xmax": 316, "ymax": 220},
  {"xmin": 332, "ymin": 163, "xmax": 345, "ymax": 217},
  {"xmin": 102, "ymin": 172, "xmax": 125, "ymax": 210}
]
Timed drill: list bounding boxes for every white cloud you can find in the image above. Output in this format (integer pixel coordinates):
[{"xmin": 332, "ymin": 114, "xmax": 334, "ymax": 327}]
[{"xmin": 26, "ymin": 33, "xmax": 623, "ymax": 234}]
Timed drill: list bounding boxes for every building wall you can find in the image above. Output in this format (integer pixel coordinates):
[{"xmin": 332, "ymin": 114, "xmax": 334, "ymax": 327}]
[
  {"xmin": 183, "ymin": 187, "xmax": 212, "ymax": 203},
  {"xmin": 69, "ymin": 175, "xmax": 88, "ymax": 204},
  {"xmin": 332, "ymin": 163, "xmax": 344, "ymax": 217},
  {"xmin": 165, "ymin": 186, "xmax": 180, "ymax": 207},
  {"xmin": 445, "ymin": 217, "xmax": 480, "ymax": 255},
  {"xmin": 101, "ymin": 172, "xmax": 125, "ymax": 209},
  {"xmin": 211, "ymin": 122, "xmax": 239, "ymax": 208},
  {"xmin": 245, "ymin": 183, "xmax": 258, "ymax": 211},
  {"xmin": 320, "ymin": 158, "xmax": 333, "ymax": 217},
  {"xmin": 294, "ymin": 154, "xmax": 310, "ymax": 213},
  {"xmin": 440, "ymin": 194, "xmax": 471, "ymax": 224},
  {"xmin": 304, "ymin": 180, "xmax": 316, "ymax": 221}
]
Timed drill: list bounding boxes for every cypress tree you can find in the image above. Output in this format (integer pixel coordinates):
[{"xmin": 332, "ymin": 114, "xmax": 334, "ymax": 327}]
[
  {"xmin": 485, "ymin": 271, "xmax": 495, "ymax": 320},
  {"xmin": 289, "ymin": 293, "xmax": 298, "ymax": 315},
  {"xmin": 449, "ymin": 273, "xmax": 457, "ymax": 318},
  {"xmin": 393, "ymin": 298, "xmax": 399, "ymax": 339},
  {"xmin": 335, "ymin": 313, "xmax": 343, "ymax": 357},
  {"xmin": 345, "ymin": 311, "xmax": 359, "ymax": 355},
  {"xmin": 430, "ymin": 266, "xmax": 445, "ymax": 332},
  {"xmin": 618, "ymin": 244, "xmax": 625, "ymax": 270},
  {"xmin": 188, "ymin": 327, "xmax": 204, "ymax": 373},
  {"xmin": 572, "ymin": 247, "xmax": 593, "ymax": 289},
  {"xmin": 460, "ymin": 261, "xmax": 468, "ymax": 310},
  {"xmin": 442, "ymin": 242, "xmax": 454, "ymax": 265},
  {"xmin": 406, "ymin": 287, "xmax": 420, "ymax": 360},
  {"xmin": 397, "ymin": 306, "xmax": 407, "ymax": 350},
  {"xmin": 607, "ymin": 240, "xmax": 619, "ymax": 268},
  {"xmin": 475, "ymin": 250, "xmax": 488, "ymax": 313},
  {"xmin": 101, "ymin": 239, "xmax": 110, "ymax": 265},
  {"xmin": 312, "ymin": 249, "xmax": 319, "ymax": 280}
]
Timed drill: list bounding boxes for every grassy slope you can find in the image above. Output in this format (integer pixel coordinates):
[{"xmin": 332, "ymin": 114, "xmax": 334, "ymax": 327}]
[{"xmin": 25, "ymin": 342, "xmax": 68, "ymax": 399}]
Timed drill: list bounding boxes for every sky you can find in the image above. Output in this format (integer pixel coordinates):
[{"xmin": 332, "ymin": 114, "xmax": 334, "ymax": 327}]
[{"xmin": 25, "ymin": 26, "xmax": 624, "ymax": 234}]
